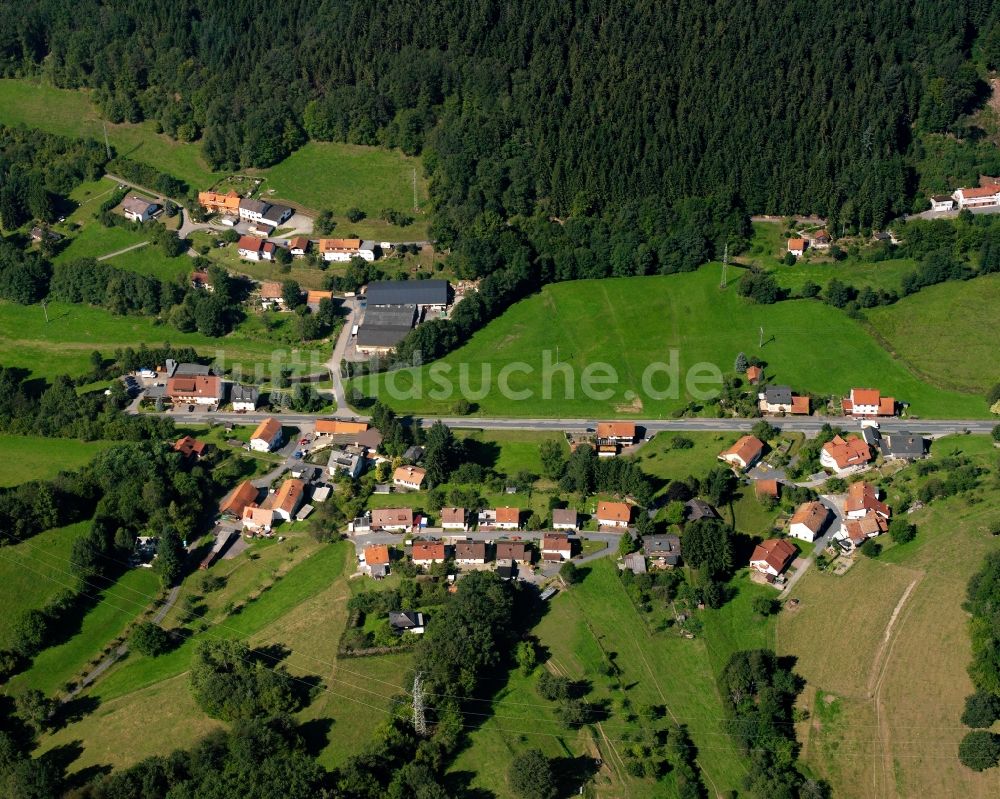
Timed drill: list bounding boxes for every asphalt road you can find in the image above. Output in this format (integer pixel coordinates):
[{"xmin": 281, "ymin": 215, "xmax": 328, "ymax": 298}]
[{"xmin": 152, "ymin": 408, "xmax": 997, "ymax": 437}]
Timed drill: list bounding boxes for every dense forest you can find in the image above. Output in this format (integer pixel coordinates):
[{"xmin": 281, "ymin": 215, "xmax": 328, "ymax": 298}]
[{"xmin": 1, "ymin": 1, "xmax": 998, "ymax": 235}]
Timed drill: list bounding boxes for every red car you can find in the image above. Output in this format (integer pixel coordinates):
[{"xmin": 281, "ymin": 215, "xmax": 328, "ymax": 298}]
[{"xmin": 298, "ymin": 437, "xmax": 309, "ymax": 444}]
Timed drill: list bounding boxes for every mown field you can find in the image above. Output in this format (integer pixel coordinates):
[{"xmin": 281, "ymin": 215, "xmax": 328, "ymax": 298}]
[
  {"xmin": 0, "ymin": 522, "xmax": 89, "ymax": 648},
  {"xmin": 38, "ymin": 538, "xmax": 408, "ymax": 774},
  {"xmin": 249, "ymin": 140, "xmax": 430, "ymax": 240},
  {"xmin": 779, "ymin": 435, "xmax": 1000, "ymax": 799},
  {"xmin": 0, "ymin": 299, "xmax": 323, "ymax": 380},
  {"xmin": 351, "ymin": 266, "xmax": 986, "ymax": 418},
  {"xmin": 0, "ymin": 435, "xmax": 112, "ymax": 487},
  {"xmin": 866, "ymin": 273, "xmax": 1000, "ymax": 394}
]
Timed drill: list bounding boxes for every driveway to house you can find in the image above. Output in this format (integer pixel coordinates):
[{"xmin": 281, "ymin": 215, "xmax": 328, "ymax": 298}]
[
  {"xmin": 780, "ymin": 493, "xmax": 844, "ymax": 597},
  {"xmin": 96, "ymin": 240, "xmax": 151, "ymax": 261},
  {"xmin": 325, "ymin": 296, "xmax": 361, "ymax": 409}
]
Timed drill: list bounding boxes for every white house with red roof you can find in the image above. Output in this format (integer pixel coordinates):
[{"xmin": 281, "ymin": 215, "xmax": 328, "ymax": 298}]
[
  {"xmin": 842, "ymin": 388, "xmax": 895, "ymax": 418},
  {"xmin": 952, "ymin": 184, "xmax": 1000, "ymax": 209},
  {"xmin": 749, "ymin": 538, "xmax": 796, "ymax": 578}
]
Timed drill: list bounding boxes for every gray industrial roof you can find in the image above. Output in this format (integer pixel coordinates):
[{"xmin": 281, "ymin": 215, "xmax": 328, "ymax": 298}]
[{"xmin": 365, "ymin": 279, "xmax": 448, "ymax": 307}]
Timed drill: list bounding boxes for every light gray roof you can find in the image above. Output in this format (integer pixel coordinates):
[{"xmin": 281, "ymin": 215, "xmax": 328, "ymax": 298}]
[
  {"xmin": 764, "ymin": 385, "xmax": 793, "ymax": 404},
  {"xmin": 123, "ymin": 195, "xmax": 156, "ymax": 214},
  {"xmin": 261, "ymin": 203, "xmax": 292, "ymax": 222},
  {"xmin": 644, "ymin": 535, "xmax": 680, "ymax": 555},
  {"xmin": 239, "ymin": 198, "xmax": 269, "ymax": 214},
  {"xmin": 174, "ymin": 362, "xmax": 212, "ymax": 376},
  {"xmin": 365, "ymin": 279, "xmax": 448, "ymax": 307},
  {"xmin": 360, "ymin": 239, "xmax": 375, "ymax": 251}
]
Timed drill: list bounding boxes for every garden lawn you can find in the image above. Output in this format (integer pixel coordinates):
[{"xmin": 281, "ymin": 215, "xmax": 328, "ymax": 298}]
[
  {"xmin": 104, "ymin": 244, "xmax": 191, "ymax": 281},
  {"xmin": 0, "ymin": 300, "xmax": 304, "ymax": 380},
  {"xmin": 0, "ymin": 435, "xmax": 113, "ymax": 486},
  {"xmin": 351, "ymin": 266, "xmax": 985, "ymax": 418},
  {"xmin": 0, "ymin": 522, "xmax": 90, "ymax": 649},
  {"xmin": 865, "ymin": 272, "xmax": 1000, "ymax": 394},
  {"xmin": 636, "ymin": 431, "xmax": 737, "ymax": 489},
  {"xmin": 455, "ymin": 429, "xmax": 569, "ymax": 476},
  {"xmin": 772, "ymin": 258, "xmax": 918, "ymax": 296}
]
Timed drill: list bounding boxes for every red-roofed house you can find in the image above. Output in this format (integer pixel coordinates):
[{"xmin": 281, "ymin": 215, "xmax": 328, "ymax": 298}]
[
  {"xmin": 237, "ymin": 235, "xmax": 275, "ymax": 262},
  {"xmin": 495, "ymin": 507, "xmax": 520, "ymax": 530},
  {"xmin": 789, "ymin": 502, "xmax": 831, "ymax": 542},
  {"xmin": 393, "ymin": 465, "xmax": 426, "ymax": 491},
  {"xmin": 845, "ymin": 482, "xmax": 890, "ymax": 520},
  {"xmin": 718, "ymin": 436, "xmax": 765, "ymax": 471},
  {"xmin": 541, "ymin": 533, "xmax": 572, "ymax": 561},
  {"xmin": 250, "ymin": 417, "xmax": 284, "ymax": 452},
  {"xmin": 289, "ymin": 237, "xmax": 310, "ymax": 257},
  {"xmin": 750, "ymin": 538, "xmax": 797, "ymax": 577},
  {"xmin": 787, "ymin": 238, "xmax": 807, "ymax": 256},
  {"xmin": 597, "ymin": 501, "xmax": 631, "ymax": 529},
  {"xmin": 220, "ymin": 480, "xmax": 259, "ymax": 519},
  {"xmin": 412, "ymin": 541, "xmax": 447, "ymax": 566},
  {"xmin": 165, "ymin": 375, "xmax": 223, "ymax": 406},
  {"xmin": 821, "ymin": 435, "xmax": 873, "ymax": 472},
  {"xmin": 371, "ymin": 508, "xmax": 413, "ymax": 531},
  {"xmin": 842, "ymin": 388, "xmax": 895, "ymax": 418},
  {"xmin": 953, "ymin": 185, "xmax": 1000, "ymax": 209},
  {"xmin": 745, "ymin": 365, "xmax": 763, "ymax": 384},
  {"xmin": 440, "ymin": 507, "xmax": 468, "ymax": 531},
  {"xmin": 173, "ymin": 435, "xmax": 207, "ymax": 460},
  {"xmin": 242, "ymin": 505, "xmax": 275, "ymax": 536},
  {"xmin": 273, "ymin": 479, "xmax": 305, "ymax": 521}
]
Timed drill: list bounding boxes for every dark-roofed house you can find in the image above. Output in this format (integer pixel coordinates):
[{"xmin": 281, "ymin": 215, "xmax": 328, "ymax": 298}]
[
  {"xmin": 455, "ymin": 541, "xmax": 487, "ymax": 565},
  {"xmin": 230, "ymin": 383, "xmax": 259, "ymax": 412},
  {"xmin": 238, "ymin": 197, "xmax": 270, "ymax": 222},
  {"xmin": 621, "ymin": 551, "xmax": 646, "ymax": 575},
  {"xmin": 496, "ymin": 541, "xmax": 531, "ymax": 565},
  {"xmin": 122, "ymin": 195, "xmax": 159, "ymax": 222},
  {"xmin": 880, "ymin": 432, "xmax": 926, "ymax": 461},
  {"xmin": 758, "ymin": 385, "xmax": 809, "ymax": 415},
  {"xmin": 389, "ymin": 611, "xmax": 424, "ymax": 633},
  {"xmin": 261, "ymin": 203, "xmax": 293, "ymax": 228},
  {"xmin": 685, "ymin": 499, "xmax": 719, "ymax": 522},
  {"xmin": 643, "ymin": 534, "xmax": 681, "ymax": 568},
  {"xmin": 365, "ymin": 280, "xmax": 449, "ymax": 309},
  {"xmin": 552, "ymin": 508, "xmax": 578, "ymax": 530}
]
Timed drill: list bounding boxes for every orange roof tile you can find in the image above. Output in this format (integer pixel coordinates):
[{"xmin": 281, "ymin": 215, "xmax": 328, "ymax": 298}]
[
  {"xmin": 412, "ymin": 542, "xmax": 446, "ymax": 561},
  {"xmin": 596, "ymin": 422, "xmax": 636, "ymax": 439},
  {"xmin": 274, "ymin": 479, "xmax": 305, "ymax": 515},
  {"xmin": 790, "ymin": 395, "xmax": 810, "ymax": 415},
  {"xmin": 364, "ymin": 544, "xmax": 390, "ymax": 565},
  {"xmin": 720, "ymin": 435, "xmax": 765, "ymax": 467},
  {"xmin": 597, "ymin": 500, "xmax": 631, "ymax": 523},
  {"xmin": 496, "ymin": 507, "xmax": 521, "ymax": 525},
  {"xmin": 822, "ymin": 435, "xmax": 872, "ymax": 469},
  {"xmin": 790, "ymin": 501, "xmax": 831, "ymax": 534},
  {"xmin": 166, "ymin": 375, "xmax": 221, "ymax": 400},
  {"xmin": 750, "ymin": 538, "xmax": 796, "ymax": 572},
  {"xmin": 315, "ymin": 420, "xmax": 368, "ymax": 435},
  {"xmin": 220, "ymin": 480, "xmax": 259, "ymax": 516},
  {"xmin": 251, "ymin": 417, "xmax": 282, "ymax": 443},
  {"xmin": 393, "ymin": 465, "xmax": 426, "ymax": 485}
]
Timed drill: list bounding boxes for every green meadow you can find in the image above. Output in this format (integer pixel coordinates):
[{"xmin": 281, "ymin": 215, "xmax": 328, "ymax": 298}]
[
  {"xmin": 0, "ymin": 435, "xmax": 113, "ymax": 487},
  {"xmin": 350, "ymin": 266, "xmax": 986, "ymax": 418},
  {"xmin": 866, "ymin": 273, "xmax": 1000, "ymax": 394},
  {"xmin": 0, "ymin": 299, "xmax": 309, "ymax": 380}
]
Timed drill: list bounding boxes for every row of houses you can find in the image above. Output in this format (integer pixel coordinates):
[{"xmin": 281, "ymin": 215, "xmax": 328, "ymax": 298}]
[
  {"xmin": 929, "ymin": 182, "xmax": 1000, "ymax": 212},
  {"xmin": 350, "ymin": 500, "xmax": 634, "ymax": 534},
  {"xmin": 198, "ymin": 190, "xmax": 293, "ymax": 231}
]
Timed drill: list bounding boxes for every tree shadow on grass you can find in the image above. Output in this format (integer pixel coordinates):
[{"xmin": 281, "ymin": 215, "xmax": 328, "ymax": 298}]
[
  {"xmin": 551, "ymin": 755, "xmax": 600, "ymax": 796},
  {"xmin": 442, "ymin": 770, "xmax": 497, "ymax": 799},
  {"xmin": 297, "ymin": 717, "xmax": 334, "ymax": 758},
  {"xmin": 54, "ymin": 695, "xmax": 101, "ymax": 729},
  {"xmin": 461, "ymin": 438, "xmax": 502, "ymax": 470}
]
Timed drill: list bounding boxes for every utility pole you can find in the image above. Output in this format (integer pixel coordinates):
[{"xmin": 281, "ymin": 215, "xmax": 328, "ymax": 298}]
[
  {"xmin": 413, "ymin": 672, "xmax": 427, "ymax": 737},
  {"xmin": 412, "ymin": 169, "xmax": 419, "ymax": 213},
  {"xmin": 759, "ymin": 325, "xmax": 764, "ymax": 348},
  {"xmin": 103, "ymin": 122, "xmax": 112, "ymax": 160},
  {"xmin": 720, "ymin": 242, "xmax": 729, "ymax": 289},
  {"xmin": 41, "ymin": 299, "xmax": 49, "ymax": 323}
]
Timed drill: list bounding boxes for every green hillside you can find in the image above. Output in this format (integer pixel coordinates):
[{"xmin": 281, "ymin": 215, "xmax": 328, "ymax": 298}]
[
  {"xmin": 866, "ymin": 273, "xmax": 1000, "ymax": 394},
  {"xmin": 351, "ymin": 267, "xmax": 986, "ymax": 418}
]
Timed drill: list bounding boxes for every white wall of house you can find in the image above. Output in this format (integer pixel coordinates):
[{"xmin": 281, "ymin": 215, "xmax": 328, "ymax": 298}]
[
  {"xmin": 233, "ymin": 400, "xmax": 257, "ymax": 412},
  {"xmin": 788, "ymin": 523, "xmax": 818, "ymax": 542}
]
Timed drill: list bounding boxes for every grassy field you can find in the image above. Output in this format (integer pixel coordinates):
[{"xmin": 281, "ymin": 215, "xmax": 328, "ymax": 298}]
[
  {"xmin": 453, "ymin": 558, "xmax": 763, "ymax": 797},
  {"xmin": 866, "ymin": 273, "xmax": 1000, "ymax": 394},
  {"xmin": 249, "ymin": 140, "xmax": 430, "ymax": 239},
  {"xmin": 103, "ymin": 243, "xmax": 191, "ymax": 281},
  {"xmin": 454, "ymin": 428, "xmax": 569, "ymax": 476},
  {"xmin": 0, "ymin": 79, "xmax": 222, "ymax": 189},
  {"xmin": 773, "ymin": 258, "xmax": 919, "ymax": 296},
  {"xmin": 9, "ymin": 567, "xmax": 163, "ymax": 696},
  {"xmin": 779, "ymin": 436, "xmax": 1000, "ymax": 798},
  {"xmin": 0, "ymin": 522, "xmax": 90, "ymax": 649},
  {"xmin": 0, "ymin": 299, "xmax": 322, "ymax": 380},
  {"xmin": 0, "ymin": 435, "xmax": 112, "ymax": 487},
  {"xmin": 0, "ymin": 79, "xmax": 426, "ymax": 226},
  {"xmin": 351, "ymin": 266, "xmax": 985, "ymax": 418}
]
